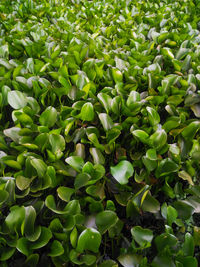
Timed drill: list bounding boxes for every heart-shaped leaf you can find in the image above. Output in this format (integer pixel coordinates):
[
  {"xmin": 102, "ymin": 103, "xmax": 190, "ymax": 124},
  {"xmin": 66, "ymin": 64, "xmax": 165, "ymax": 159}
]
[
  {"xmin": 96, "ymin": 210, "xmax": 118, "ymax": 234},
  {"xmin": 48, "ymin": 240, "xmax": 64, "ymax": 257},
  {"xmin": 131, "ymin": 226, "xmax": 153, "ymax": 248},
  {"xmin": 110, "ymin": 160, "xmax": 134, "ymax": 185}
]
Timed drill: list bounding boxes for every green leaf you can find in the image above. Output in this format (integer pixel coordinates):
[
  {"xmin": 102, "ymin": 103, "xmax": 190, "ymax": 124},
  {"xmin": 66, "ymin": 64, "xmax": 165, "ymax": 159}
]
[
  {"xmin": 161, "ymin": 75, "xmax": 180, "ymax": 95},
  {"xmin": 118, "ymin": 254, "xmax": 142, "ymax": 267},
  {"xmin": 89, "ymin": 147, "xmax": 105, "ymax": 165},
  {"xmin": 152, "ymin": 255, "xmax": 176, "ymax": 267},
  {"xmin": 141, "ymin": 194, "xmax": 160, "ymax": 213},
  {"xmin": 131, "ymin": 226, "xmax": 153, "ymax": 248},
  {"xmin": 176, "ymin": 47, "xmax": 189, "ymax": 60},
  {"xmin": 5, "ymin": 206, "xmax": 25, "ymax": 233},
  {"xmin": 3, "ymin": 159, "xmax": 21, "ymax": 170},
  {"xmin": 182, "ymin": 121, "xmax": 200, "ymax": 140},
  {"xmin": 47, "ymin": 166, "xmax": 57, "ymax": 187},
  {"xmin": 49, "ymin": 134, "xmax": 65, "ymax": 158},
  {"xmin": 146, "ymin": 106, "xmax": 160, "ymax": 126},
  {"xmin": 178, "ymin": 170, "xmax": 194, "ymax": 185},
  {"xmin": 97, "ymin": 92, "xmax": 112, "ymax": 113},
  {"xmin": 156, "ymin": 158, "xmax": 179, "ymax": 177},
  {"xmin": 131, "ymin": 129, "xmax": 149, "ymax": 144},
  {"xmin": 0, "ymin": 247, "xmax": 15, "ymax": 261},
  {"xmin": 155, "ymin": 233, "xmax": 177, "ymax": 252},
  {"xmin": 30, "ymin": 158, "xmax": 47, "ymax": 178},
  {"xmin": 106, "ymin": 128, "xmax": 121, "ymax": 145},
  {"xmin": 146, "ymin": 149, "xmax": 157, "ymax": 160},
  {"xmin": 80, "ymin": 102, "xmax": 95, "ymax": 121},
  {"xmin": 58, "ymin": 76, "xmax": 71, "ymax": 92},
  {"xmin": 99, "ymin": 260, "xmax": 118, "ymax": 267},
  {"xmin": 112, "ymin": 68, "xmax": 123, "ymax": 83},
  {"xmin": 74, "ymin": 173, "xmax": 91, "ymax": 190},
  {"xmin": 70, "ymin": 227, "xmax": 78, "ymax": 248},
  {"xmin": 110, "ymin": 160, "xmax": 134, "ymax": 185},
  {"xmin": 3, "ymin": 127, "xmax": 20, "ymax": 143},
  {"xmin": 30, "ymin": 227, "xmax": 52, "ymax": 249},
  {"xmin": 96, "ymin": 210, "xmax": 118, "ymax": 234},
  {"xmin": 167, "ymin": 205, "xmax": 178, "ymax": 226},
  {"xmin": 76, "ymin": 228, "xmax": 101, "ymax": 253},
  {"xmin": 2, "ymin": 1, "xmax": 200, "ymax": 265},
  {"xmin": 183, "ymin": 233, "xmax": 194, "ymax": 257},
  {"xmin": 2, "ymin": 85, "xmax": 11, "ymax": 105},
  {"xmin": 64, "ymin": 200, "xmax": 81, "ymax": 215},
  {"xmin": 0, "ymin": 189, "xmax": 9, "ymax": 204},
  {"xmin": 39, "ymin": 106, "xmax": 57, "ymax": 128},
  {"xmin": 81, "ymin": 254, "xmax": 97, "ymax": 265},
  {"xmin": 111, "ymin": 96, "xmax": 121, "ymax": 115},
  {"xmin": 57, "ymin": 186, "xmax": 75, "ymax": 202},
  {"xmin": 178, "ymin": 256, "xmax": 198, "ymax": 267},
  {"xmin": 173, "ymin": 200, "xmax": 194, "ymax": 220},
  {"xmin": 161, "ymin": 47, "xmax": 174, "ymax": 59},
  {"xmin": 48, "ymin": 240, "xmax": 64, "ymax": 257},
  {"xmin": 23, "ymin": 206, "xmax": 37, "ymax": 241},
  {"xmin": 8, "ymin": 91, "xmax": 27, "ymax": 109},
  {"xmin": 16, "ymin": 238, "xmax": 31, "ymax": 256},
  {"xmin": 65, "ymin": 156, "xmax": 84, "ymax": 172},
  {"xmin": 25, "ymin": 254, "xmax": 39, "ymax": 267},
  {"xmin": 191, "ymin": 104, "xmax": 200, "ymax": 118},
  {"xmin": 99, "ymin": 113, "xmax": 114, "ymax": 131},
  {"xmin": 126, "ymin": 91, "xmax": 141, "ymax": 110},
  {"xmin": 45, "ymin": 195, "xmax": 68, "ymax": 214},
  {"xmin": 142, "ymin": 156, "xmax": 157, "ymax": 172},
  {"xmin": 88, "ymin": 133, "xmax": 104, "ymax": 150},
  {"xmin": 149, "ymin": 128, "xmax": 167, "ymax": 150}
]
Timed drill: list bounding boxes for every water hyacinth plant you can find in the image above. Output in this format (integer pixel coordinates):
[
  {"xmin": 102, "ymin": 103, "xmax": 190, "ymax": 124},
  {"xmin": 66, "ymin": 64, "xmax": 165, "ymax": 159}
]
[{"xmin": 0, "ymin": 0, "xmax": 199, "ymax": 266}]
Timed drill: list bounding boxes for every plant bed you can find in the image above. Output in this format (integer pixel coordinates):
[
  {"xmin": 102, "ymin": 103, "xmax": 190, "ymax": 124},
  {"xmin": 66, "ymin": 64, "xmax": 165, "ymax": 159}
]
[{"xmin": 0, "ymin": 0, "xmax": 200, "ymax": 266}]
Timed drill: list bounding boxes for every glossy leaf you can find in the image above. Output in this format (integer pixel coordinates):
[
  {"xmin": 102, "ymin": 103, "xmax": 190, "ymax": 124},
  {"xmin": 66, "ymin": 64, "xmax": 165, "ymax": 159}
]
[
  {"xmin": 146, "ymin": 106, "xmax": 160, "ymax": 126},
  {"xmin": 39, "ymin": 106, "xmax": 57, "ymax": 128},
  {"xmin": 131, "ymin": 226, "xmax": 153, "ymax": 248},
  {"xmin": 110, "ymin": 160, "xmax": 134, "ymax": 185},
  {"xmin": 76, "ymin": 228, "xmax": 101, "ymax": 253},
  {"xmin": 182, "ymin": 121, "xmax": 200, "ymax": 140},
  {"xmin": 48, "ymin": 240, "xmax": 64, "ymax": 257},
  {"xmin": 30, "ymin": 158, "xmax": 47, "ymax": 178},
  {"xmin": 57, "ymin": 186, "xmax": 75, "ymax": 202},
  {"xmin": 99, "ymin": 113, "xmax": 114, "ymax": 131},
  {"xmin": 8, "ymin": 91, "xmax": 27, "ymax": 109},
  {"xmin": 118, "ymin": 254, "xmax": 142, "ymax": 267},
  {"xmin": 131, "ymin": 129, "xmax": 149, "ymax": 144},
  {"xmin": 30, "ymin": 227, "xmax": 52, "ymax": 249},
  {"xmin": 96, "ymin": 210, "xmax": 118, "ymax": 234},
  {"xmin": 156, "ymin": 158, "xmax": 179, "ymax": 177},
  {"xmin": 65, "ymin": 156, "xmax": 84, "ymax": 172},
  {"xmin": 80, "ymin": 102, "xmax": 95, "ymax": 121}
]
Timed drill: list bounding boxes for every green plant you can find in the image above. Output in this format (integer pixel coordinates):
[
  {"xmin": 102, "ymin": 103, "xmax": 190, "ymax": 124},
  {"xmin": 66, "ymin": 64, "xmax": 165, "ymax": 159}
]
[{"xmin": 0, "ymin": 0, "xmax": 200, "ymax": 266}]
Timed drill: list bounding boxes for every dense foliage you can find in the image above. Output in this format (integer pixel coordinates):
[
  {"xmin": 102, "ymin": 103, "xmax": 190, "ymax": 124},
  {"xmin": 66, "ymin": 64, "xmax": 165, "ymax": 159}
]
[{"xmin": 0, "ymin": 0, "xmax": 200, "ymax": 266}]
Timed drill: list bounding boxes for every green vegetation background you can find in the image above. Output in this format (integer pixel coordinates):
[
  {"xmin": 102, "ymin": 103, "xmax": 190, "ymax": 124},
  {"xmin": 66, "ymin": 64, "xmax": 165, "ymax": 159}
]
[{"xmin": 0, "ymin": 0, "xmax": 200, "ymax": 266}]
